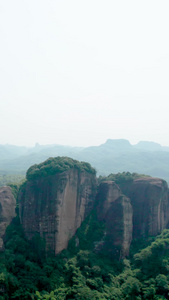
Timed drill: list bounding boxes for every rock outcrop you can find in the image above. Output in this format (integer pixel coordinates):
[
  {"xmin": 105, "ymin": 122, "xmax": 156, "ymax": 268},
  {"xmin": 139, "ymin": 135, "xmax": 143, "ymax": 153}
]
[
  {"xmin": 0, "ymin": 186, "xmax": 16, "ymax": 250},
  {"xmin": 96, "ymin": 181, "xmax": 133, "ymax": 257},
  {"xmin": 95, "ymin": 176, "xmax": 169, "ymax": 256},
  {"xmin": 122, "ymin": 177, "xmax": 169, "ymax": 238},
  {"xmin": 18, "ymin": 156, "xmax": 169, "ymax": 257},
  {"xmin": 19, "ymin": 164, "xmax": 97, "ymax": 254}
]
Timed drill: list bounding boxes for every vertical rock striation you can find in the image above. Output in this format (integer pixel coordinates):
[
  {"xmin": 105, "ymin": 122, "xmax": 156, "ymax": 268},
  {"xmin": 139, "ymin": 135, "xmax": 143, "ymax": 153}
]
[
  {"xmin": 0, "ymin": 186, "xmax": 16, "ymax": 250},
  {"xmin": 126, "ymin": 177, "xmax": 169, "ymax": 238},
  {"xmin": 18, "ymin": 157, "xmax": 169, "ymax": 257},
  {"xmin": 96, "ymin": 181, "xmax": 133, "ymax": 257},
  {"xmin": 19, "ymin": 165, "xmax": 97, "ymax": 254}
]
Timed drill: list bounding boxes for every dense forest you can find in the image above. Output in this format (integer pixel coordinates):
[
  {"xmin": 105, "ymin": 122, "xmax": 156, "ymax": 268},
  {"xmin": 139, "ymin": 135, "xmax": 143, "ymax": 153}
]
[{"xmin": 1, "ymin": 207, "xmax": 169, "ymax": 299}]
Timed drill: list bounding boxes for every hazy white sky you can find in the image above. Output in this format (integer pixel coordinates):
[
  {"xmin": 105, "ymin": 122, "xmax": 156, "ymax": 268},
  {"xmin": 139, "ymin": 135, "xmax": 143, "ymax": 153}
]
[{"xmin": 0, "ymin": 0, "xmax": 169, "ymax": 147}]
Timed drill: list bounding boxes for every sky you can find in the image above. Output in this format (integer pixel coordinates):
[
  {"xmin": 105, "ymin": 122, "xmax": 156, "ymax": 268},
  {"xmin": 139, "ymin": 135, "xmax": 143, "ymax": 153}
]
[{"xmin": 0, "ymin": 0, "xmax": 169, "ymax": 147}]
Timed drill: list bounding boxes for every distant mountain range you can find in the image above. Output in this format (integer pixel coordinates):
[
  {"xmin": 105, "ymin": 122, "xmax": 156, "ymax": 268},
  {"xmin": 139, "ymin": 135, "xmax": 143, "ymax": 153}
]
[{"xmin": 1, "ymin": 139, "xmax": 169, "ymax": 183}]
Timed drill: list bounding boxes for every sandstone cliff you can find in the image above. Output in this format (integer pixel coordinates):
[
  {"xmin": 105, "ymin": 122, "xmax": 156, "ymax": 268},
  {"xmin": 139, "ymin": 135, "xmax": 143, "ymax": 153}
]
[
  {"xmin": 18, "ymin": 157, "xmax": 169, "ymax": 257},
  {"xmin": 0, "ymin": 186, "xmax": 16, "ymax": 250},
  {"xmin": 19, "ymin": 158, "xmax": 97, "ymax": 254},
  {"xmin": 121, "ymin": 177, "xmax": 169, "ymax": 238},
  {"xmin": 96, "ymin": 181, "xmax": 133, "ymax": 257}
]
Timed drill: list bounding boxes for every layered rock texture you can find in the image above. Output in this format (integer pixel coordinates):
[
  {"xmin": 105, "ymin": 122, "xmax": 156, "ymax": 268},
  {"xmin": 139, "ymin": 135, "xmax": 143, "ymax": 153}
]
[
  {"xmin": 0, "ymin": 186, "xmax": 16, "ymax": 250},
  {"xmin": 96, "ymin": 181, "xmax": 133, "ymax": 257},
  {"xmin": 16, "ymin": 157, "xmax": 169, "ymax": 257},
  {"xmin": 123, "ymin": 177, "xmax": 169, "ymax": 238},
  {"xmin": 19, "ymin": 159, "xmax": 97, "ymax": 254}
]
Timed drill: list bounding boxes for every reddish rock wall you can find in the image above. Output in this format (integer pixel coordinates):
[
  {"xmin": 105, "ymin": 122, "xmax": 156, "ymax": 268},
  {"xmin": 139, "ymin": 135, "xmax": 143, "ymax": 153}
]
[
  {"xmin": 127, "ymin": 177, "xmax": 169, "ymax": 238},
  {"xmin": 96, "ymin": 181, "xmax": 133, "ymax": 257},
  {"xmin": 19, "ymin": 168, "xmax": 97, "ymax": 254},
  {"xmin": 0, "ymin": 186, "xmax": 16, "ymax": 250}
]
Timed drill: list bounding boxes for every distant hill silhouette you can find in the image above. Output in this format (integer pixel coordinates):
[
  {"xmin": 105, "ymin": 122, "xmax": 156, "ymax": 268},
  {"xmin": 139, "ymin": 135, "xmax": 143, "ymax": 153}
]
[{"xmin": 1, "ymin": 139, "xmax": 169, "ymax": 183}]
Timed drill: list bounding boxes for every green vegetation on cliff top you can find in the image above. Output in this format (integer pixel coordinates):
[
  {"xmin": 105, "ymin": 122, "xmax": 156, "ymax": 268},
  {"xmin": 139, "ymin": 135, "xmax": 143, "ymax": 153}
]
[
  {"xmin": 26, "ymin": 157, "xmax": 96, "ymax": 180},
  {"xmin": 98, "ymin": 171, "xmax": 149, "ymax": 185}
]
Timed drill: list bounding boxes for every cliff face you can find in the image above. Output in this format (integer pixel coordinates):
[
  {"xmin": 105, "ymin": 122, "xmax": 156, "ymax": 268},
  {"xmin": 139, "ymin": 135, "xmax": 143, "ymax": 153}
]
[
  {"xmin": 18, "ymin": 156, "xmax": 169, "ymax": 257},
  {"xmin": 96, "ymin": 181, "xmax": 133, "ymax": 257},
  {"xmin": 19, "ymin": 168, "xmax": 97, "ymax": 254},
  {"xmin": 95, "ymin": 176, "xmax": 169, "ymax": 256},
  {"xmin": 0, "ymin": 187, "xmax": 16, "ymax": 250},
  {"xmin": 121, "ymin": 177, "xmax": 169, "ymax": 238}
]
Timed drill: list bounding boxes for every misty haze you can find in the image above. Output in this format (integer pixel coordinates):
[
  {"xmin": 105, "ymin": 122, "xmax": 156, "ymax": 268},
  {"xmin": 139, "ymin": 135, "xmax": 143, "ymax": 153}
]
[{"xmin": 0, "ymin": 1, "xmax": 169, "ymax": 299}]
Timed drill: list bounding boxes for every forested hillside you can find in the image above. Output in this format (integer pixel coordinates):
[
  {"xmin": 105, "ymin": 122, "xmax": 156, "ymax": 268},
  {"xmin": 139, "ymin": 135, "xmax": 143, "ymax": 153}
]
[{"xmin": 1, "ymin": 208, "xmax": 169, "ymax": 299}]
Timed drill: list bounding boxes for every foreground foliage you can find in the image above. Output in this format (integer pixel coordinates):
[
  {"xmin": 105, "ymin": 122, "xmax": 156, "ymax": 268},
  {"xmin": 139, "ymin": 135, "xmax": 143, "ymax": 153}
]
[{"xmin": 1, "ymin": 215, "xmax": 169, "ymax": 299}]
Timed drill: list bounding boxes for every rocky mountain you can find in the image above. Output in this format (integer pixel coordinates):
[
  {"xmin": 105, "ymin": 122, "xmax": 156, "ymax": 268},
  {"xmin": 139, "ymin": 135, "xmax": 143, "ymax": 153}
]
[
  {"xmin": 1, "ymin": 157, "xmax": 169, "ymax": 300},
  {"xmin": 15, "ymin": 157, "xmax": 169, "ymax": 258},
  {"xmin": 19, "ymin": 158, "xmax": 97, "ymax": 254}
]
